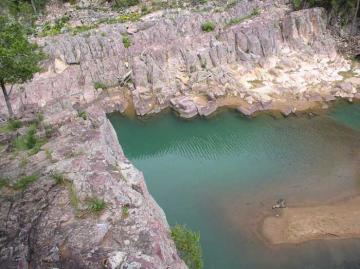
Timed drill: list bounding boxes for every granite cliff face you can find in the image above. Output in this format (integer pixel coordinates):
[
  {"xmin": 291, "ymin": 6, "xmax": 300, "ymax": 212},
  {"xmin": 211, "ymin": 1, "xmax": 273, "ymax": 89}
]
[
  {"xmin": 0, "ymin": 102, "xmax": 186, "ymax": 269},
  {"xmin": 1, "ymin": 0, "xmax": 359, "ymax": 118},
  {"xmin": 0, "ymin": 0, "xmax": 359, "ymax": 268}
]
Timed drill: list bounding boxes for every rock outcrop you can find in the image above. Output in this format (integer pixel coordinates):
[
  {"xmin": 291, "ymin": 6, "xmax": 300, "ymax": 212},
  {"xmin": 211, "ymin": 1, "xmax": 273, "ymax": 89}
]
[
  {"xmin": 0, "ymin": 101, "xmax": 186, "ymax": 268},
  {"xmin": 1, "ymin": 0, "xmax": 359, "ymax": 119}
]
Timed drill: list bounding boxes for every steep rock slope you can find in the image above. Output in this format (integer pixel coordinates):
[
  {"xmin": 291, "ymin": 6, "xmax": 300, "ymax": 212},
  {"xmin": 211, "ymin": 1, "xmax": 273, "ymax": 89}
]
[{"xmin": 0, "ymin": 102, "xmax": 186, "ymax": 268}]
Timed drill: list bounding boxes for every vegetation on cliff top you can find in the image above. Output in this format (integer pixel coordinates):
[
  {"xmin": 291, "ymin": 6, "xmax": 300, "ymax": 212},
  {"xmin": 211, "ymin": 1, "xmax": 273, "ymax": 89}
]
[
  {"xmin": 0, "ymin": 16, "xmax": 45, "ymax": 118},
  {"xmin": 293, "ymin": 0, "xmax": 359, "ymax": 33}
]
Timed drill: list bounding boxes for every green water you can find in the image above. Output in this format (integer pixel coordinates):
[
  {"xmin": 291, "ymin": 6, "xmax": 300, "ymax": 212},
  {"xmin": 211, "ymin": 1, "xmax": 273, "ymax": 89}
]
[{"xmin": 109, "ymin": 103, "xmax": 360, "ymax": 269}]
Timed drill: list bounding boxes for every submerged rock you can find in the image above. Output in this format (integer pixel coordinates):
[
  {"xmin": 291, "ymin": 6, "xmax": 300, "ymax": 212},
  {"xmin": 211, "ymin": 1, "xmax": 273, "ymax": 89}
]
[{"xmin": 272, "ymin": 199, "xmax": 286, "ymax": 209}]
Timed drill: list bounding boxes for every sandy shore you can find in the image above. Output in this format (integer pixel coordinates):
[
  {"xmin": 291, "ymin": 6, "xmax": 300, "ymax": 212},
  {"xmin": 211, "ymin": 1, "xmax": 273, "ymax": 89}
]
[{"xmin": 262, "ymin": 196, "xmax": 360, "ymax": 244}]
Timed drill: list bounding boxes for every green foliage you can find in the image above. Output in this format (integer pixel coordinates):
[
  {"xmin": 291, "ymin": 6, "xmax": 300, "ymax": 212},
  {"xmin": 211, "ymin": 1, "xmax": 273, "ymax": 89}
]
[
  {"xmin": 44, "ymin": 124, "xmax": 55, "ymax": 138},
  {"xmin": 0, "ymin": 0, "xmax": 37, "ymax": 34},
  {"xmin": 114, "ymin": 0, "xmax": 140, "ymax": 8},
  {"xmin": 0, "ymin": 119, "xmax": 21, "ymax": 133},
  {"xmin": 201, "ymin": 21, "xmax": 215, "ymax": 32},
  {"xmin": 93, "ymin": 81, "xmax": 108, "ymax": 90},
  {"xmin": 41, "ymin": 15, "xmax": 70, "ymax": 36},
  {"xmin": 0, "ymin": 178, "xmax": 9, "ymax": 190},
  {"xmin": 226, "ymin": 0, "xmax": 239, "ymax": 9},
  {"xmin": 12, "ymin": 123, "xmax": 45, "ymax": 154},
  {"xmin": 77, "ymin": 111, "xmax": 88, "ymax": 120},
  {"xmin": 68, "ymin": 182, "xmax": 79, "ymax": 209},
  {"xmin": 0, "ymin": 16, "xmax": 45, "ymax": 86},
  {"xmin": 293, "ymin": 0, "xmax": 302, "ymax": 10},
  {"xmin": 70, "ymin": 24, "xmax": 95, "ymax": 35},
  {"xmin": 192, "ymin": 0, "xmax": 208, "ymax": 5},
  {"xmin": 13, "ymin": 174, "xmax": 38, "ymax": 190},
  {"xmin": 88, "ymin": 198, "xmax": 107, "ymax": 213},
  {"xmin": 227, "ymin": 8, "xmax": 261, "ymax": 26},
  {"xmin": 20, "ymin": 156, "xmax": 28, "ymax": 168},
  {"xmin": 171, "ymin": 224, "xmax": 203, "ymax": 269},
  {"xmin": 122, "ymin": 205, "xmax": 129, "ymax": 218},
  {"xmin": 122, "ymin": 35, "xmax": 131, "ymax": 48},
  {"xmin": 45, "ymin": 148, "xmax": 53, "ymax": 161},
  {"xmin": 51, "ymin": 171, "xmax": 65, "ymax": 184}
]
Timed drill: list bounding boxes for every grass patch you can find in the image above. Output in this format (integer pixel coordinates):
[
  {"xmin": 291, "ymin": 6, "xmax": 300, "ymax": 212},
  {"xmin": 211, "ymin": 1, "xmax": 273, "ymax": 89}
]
[
  {"xmin": 67, "ymin": 182, "xmax": 79, "ymax": 209},
  {"xmin": 44, "ymin": 124, "xmax": 55, "ymax": 138},
  {"xmin": 77, "ymin": 111, "xmax": 88, "ymax": 120},
  {"xmin": 226, "ymin": 8, "xmax": 261, "ymax": 26},
  {"xmin": 87, "ymin": 198, "xmax": 107, "ymax": 214},
  {"xmin": 93, "ymin": 81, "xmax": 109, "ymax": 90},
  {"xmin": 122, "ymin": 35, "xmax": 131, "ymax": 48},
  {"xmin": 20, "ymin": 156, "xmax": 28, "ymax": 168},
  {"xmin": 13, "ymin": 174, "xmax": 38, "ymax": 190},
  {"xmin": 70, "ymin": 24, "xmax": 96, "ymax": 35},
  {"xmin": 0, "ymin": 119, "xmax": 22, "ymax": 133},
  {"xmin": 41, "ymin": 15, "xmax": 70, "ymax": 36},
  {"xmin": 114, "ymin": 0, "xmax": 140, "ymax": 8},
  {"xmin": 122, "ymin": 204, "xmax": 129, "ymax": 218},
  {"xmin": 45, "ymin": 148, "xmax": 54, "ymax": 161},
  {"xmin": 171, "ymin": 224, "xmax": 203, "ymax": 269},
  {"xmin": 201, "ymin": 21, "xmax": 215, "ymax": 32},
  {"xmin": 51, "ymin": 171, "xmax": 66, "ymax": 185},
  {"xmin": 12, "ymin": 124, "xmax": 46, "ymax": 155}
]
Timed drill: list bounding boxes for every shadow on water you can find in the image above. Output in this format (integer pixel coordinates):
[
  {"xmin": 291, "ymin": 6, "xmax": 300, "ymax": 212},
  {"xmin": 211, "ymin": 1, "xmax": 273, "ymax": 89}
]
[{"xmin": 108, "ymin": 102, "xmax": 360, "ymax": 269}]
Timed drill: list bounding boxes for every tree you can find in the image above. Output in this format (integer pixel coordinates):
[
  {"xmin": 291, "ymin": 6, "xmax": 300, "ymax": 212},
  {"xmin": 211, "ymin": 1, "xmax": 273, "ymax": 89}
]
[{"xmin": 0, "ymin": 16, "xmax": 44, "ymax": 118}]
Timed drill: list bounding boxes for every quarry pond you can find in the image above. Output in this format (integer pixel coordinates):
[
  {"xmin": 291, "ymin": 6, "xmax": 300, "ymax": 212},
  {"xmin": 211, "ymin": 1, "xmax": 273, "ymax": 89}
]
[{"xmin": 109, "ymin": 102, "xmax": 360, "ymax": 269}]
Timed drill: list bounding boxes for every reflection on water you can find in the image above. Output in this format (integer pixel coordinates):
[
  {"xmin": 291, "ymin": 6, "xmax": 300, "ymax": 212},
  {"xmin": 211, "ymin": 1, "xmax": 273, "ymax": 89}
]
[{"xmin": 109, "ymin": 102, "xmax": 360, "ymax": 269}]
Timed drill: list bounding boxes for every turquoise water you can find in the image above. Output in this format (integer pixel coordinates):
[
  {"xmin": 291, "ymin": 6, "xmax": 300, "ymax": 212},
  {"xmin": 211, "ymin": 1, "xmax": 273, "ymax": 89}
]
[{"xmin": 109, "ymin": 103, "xmax": 360, "ymax": 269}]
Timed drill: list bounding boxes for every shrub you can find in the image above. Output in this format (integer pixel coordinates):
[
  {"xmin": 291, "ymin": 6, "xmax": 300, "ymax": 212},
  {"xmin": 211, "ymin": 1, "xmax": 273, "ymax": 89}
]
[
  {"xmin": 88, "ymin": 198, "xmax": 107, "ymax": 213},
  {"xmin": 122, "ymin": 35, "xmax": 131, "ymax": 48},
  {"xmin": 13, "ymin": 174, "xmax": 38, "ymax": 190},
  {"xmin": 8, "ymin": 119, "xmax": 21, "ymax": 130},
  {"xmin": 293, "ymin": 0, "xmax": 302, "ymax": 10},
  {"xmin": 171, "ymin": 224, "xmax": 203, "ymax": 269},
  {"xmin": 201, "ymin": 21, "xmax": 215, "ymax": 32}
]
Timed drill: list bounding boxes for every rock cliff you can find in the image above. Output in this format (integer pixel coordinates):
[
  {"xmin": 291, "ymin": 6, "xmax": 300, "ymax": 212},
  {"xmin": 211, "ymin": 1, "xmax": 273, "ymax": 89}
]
[
  {"xmin": 0, "ymin": 0, "xmax": 359, "ymax": 119},
  {"xmin": 0, "ymin": 101, "xmax": 186, "ymax": 268}
]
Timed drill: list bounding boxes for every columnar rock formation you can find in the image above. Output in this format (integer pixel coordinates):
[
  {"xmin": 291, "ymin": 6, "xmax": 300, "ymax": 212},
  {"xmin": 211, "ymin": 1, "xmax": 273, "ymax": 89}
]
[{"xmin": 1, "ymin": 0, "xmax": 359, "ymax": 119}]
